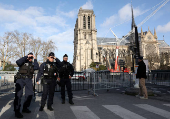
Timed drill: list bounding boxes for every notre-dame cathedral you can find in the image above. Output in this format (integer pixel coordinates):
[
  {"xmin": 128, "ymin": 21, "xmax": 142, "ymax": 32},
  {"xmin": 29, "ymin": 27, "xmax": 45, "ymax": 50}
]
[{"xmin": 73, "ymin": 8, "xmax": 170, "ymax": 71}]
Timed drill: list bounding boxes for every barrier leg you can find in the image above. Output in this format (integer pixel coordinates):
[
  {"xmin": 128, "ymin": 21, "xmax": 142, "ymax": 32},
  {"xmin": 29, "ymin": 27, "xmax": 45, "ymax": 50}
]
[{"xmin": 93, "ymin": 73, "xmax": 98, "ymax": 96}]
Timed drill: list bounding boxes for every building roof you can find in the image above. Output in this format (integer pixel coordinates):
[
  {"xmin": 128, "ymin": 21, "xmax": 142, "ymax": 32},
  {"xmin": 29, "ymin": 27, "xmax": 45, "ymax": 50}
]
[
  {"xmin": 97, "ymin": 37, "xmax": 170, "ymax": 48},
  {"xmin": 158, "ymin": 40, "xmax": 170, "ymax": 48},
  {"xmin": 97, "ymin": 37, "xmax": 130, "ymax": 46}
]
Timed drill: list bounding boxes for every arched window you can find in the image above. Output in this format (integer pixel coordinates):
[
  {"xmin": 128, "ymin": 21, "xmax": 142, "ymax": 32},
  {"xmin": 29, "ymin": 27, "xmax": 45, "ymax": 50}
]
[
  {"xmin": 83, "ymin": 16, "xmax": 86, "ymax": 29},
  {"xmin": 88, "ymin": 16, "xmax": 90, "ymax": 29}
]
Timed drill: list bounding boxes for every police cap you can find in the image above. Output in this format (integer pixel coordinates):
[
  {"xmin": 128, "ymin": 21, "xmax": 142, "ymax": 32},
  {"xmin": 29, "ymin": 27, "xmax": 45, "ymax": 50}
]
[
  {"xmin": 49, "ymin": 52, "xmax": 55, "ymax": 57},
  {"xmin": 28, "ymin": 52, "xmax": 33, "ymax": 55},
  {"xmin": 63, "ymin": 54, "xmax": 68, "ymax": 57}
]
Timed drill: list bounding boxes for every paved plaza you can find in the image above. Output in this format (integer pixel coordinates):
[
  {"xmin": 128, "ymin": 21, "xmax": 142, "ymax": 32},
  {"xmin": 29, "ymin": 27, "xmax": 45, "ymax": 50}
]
[{"xmin": 0, "ymin": 90, "xmax": 170, "ymax": 119}]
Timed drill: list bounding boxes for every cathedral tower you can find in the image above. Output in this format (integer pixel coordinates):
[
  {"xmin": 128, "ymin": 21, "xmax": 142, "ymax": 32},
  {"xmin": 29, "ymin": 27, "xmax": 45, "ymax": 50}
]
[{"xmin": 73, "ymin": 8, "xmax": 99, "ymax": 71}]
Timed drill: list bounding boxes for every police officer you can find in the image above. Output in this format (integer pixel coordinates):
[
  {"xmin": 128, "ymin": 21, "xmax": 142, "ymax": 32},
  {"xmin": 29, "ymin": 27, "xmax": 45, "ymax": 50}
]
[
  {"xmin": 60, "ymin": 54, "xmax": 74, "ymax": 105},
  {"xmin": 36, "ymin": 52, "xmax": 61, "ymax": 111},
  {"xmin": 14, "ymin": 52, "xmax": 39, "ymax": 118}
]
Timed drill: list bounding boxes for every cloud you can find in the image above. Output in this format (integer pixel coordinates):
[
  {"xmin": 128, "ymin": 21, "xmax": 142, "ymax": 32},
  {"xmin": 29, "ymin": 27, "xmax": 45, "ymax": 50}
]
[
  {"xmin": 23, "ymin": 6, "xmax": 44, "ymax": 17},
  {"xmin": 35, "ymin": 15, "xmax": 67, "ymax": 27},
  {"xmin": 101, "ymin": 3, "xmax": 143, "ymax": 27},
  {"xmin": 100, "ymin": 15, "xmax": 117, "ymax": 27},
  {"xmin": 4, "ymin": 22, "xmax": 22, "ymax": 31},
  {"xmin": 0, "ymin": 4, "xmax": 68, "ymax": 35},
  {"xmin": 47, "ymin": 28, "xmax": 74, "ymax": 62},
  {"xmin": 56, "ymin": 9, "xmax": 78, "ymax": 18},
  {"xmin": 60, "ymin": 9, "xmax": 78, "ymax": 18},
  {"xmin": 157, "ymin": 21, "xmax": 170, "ymax": 32},
  {"xmin": 55, "ymin": 0, "xmax": 94, "ymax": 19},
  {"xmin": 48, "ymin": 28, "xmax": 74, "ymax": 52},
  {"xmin": 82, "ymin": 0, "xmax": 93, "ymax": 9},
  {"xmin": 0, "ymin": 3, "xmax": 14, "ymax": 9},
  {"xmin": 34, "ymin": 26, "xmax": 59, "ymax": 35}
]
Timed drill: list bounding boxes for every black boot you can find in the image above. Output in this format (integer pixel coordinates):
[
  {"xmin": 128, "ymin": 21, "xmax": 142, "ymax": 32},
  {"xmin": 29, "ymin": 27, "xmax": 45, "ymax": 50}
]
[
  {"xmin": 39, "ymin": 106, "xmax": 44, "ymax": 111},
  {"xmin": 15, "ymin": 111, "xmax": 23, "ymax": 118},
  {"xmin": 22, "ymin": 108, "xmax": 31, "ymax": 113},
  {"xmin": 69, "ymin": 99, "xmax": 74, "ymax": 105},
  {"xmin": 47, "ymin": 106, "xmax": 54, "ymax": 111},
  {"xmin": 62, "ymin": 99, "xmax": 65, "ymax": 104}
]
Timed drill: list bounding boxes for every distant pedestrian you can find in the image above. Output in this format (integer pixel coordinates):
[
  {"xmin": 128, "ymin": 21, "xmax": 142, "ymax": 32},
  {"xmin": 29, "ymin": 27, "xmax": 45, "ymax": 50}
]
[{"xmin": 136, "ymin": 56, "xmax": 148, "ymax": 99}]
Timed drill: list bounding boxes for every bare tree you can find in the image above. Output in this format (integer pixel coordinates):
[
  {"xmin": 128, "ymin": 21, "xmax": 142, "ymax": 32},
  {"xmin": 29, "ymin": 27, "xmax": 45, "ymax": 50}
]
[
  {"xmin": 0, "ymin": 32, "xmax": 18, "ymax": 70},
  {"xmin": 29, "ymin": 37, "xmax": 42, "ymax": 58},
  {"xmin": 22, "ymin": 32, "xmax": 31, "ymax": 56},
  {"xmin": 12, "ymin": 31, "xmax": 31, "ymax": 58},
  {"xmin": 41, "ymin": 40, "xmax": 57, "ymax": 62},
  {"xmin": 0, "ymin": 31, "xmax": 58, "ymax": 67}
]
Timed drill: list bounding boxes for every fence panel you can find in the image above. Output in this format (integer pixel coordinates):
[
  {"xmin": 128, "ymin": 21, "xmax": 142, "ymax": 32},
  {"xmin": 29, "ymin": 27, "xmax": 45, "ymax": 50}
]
[
  {"xmin": 146, "ymin": 72, "xmax": 170, "ymax": 86},
  {"xmin": 0, "ymin": 73, "xmax": 16, "ymax": 94}
]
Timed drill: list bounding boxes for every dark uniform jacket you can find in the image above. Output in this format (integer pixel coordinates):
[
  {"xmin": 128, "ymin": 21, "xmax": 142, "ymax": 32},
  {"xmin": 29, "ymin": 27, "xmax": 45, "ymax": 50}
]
[
  {"xmin": 36, "ymin": 58, "xmax": 61, "ymax": 82},
  {"xmin": 59, "ymin": 61, "xmax": 74, "ymax": 79},
  {"xmin": 16, "ymin": 56, "xmax": 39, "ymax": 76},
  {"xmin": 136, "ymin": 60, "xmax": 147, "ymax": 79}
]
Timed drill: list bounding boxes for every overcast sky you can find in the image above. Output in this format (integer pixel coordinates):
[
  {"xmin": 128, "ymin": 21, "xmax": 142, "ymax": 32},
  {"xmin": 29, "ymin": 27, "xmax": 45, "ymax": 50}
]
[{"xmin": 0, "ymin": 0, "xmax": 170, "ymax": 63}]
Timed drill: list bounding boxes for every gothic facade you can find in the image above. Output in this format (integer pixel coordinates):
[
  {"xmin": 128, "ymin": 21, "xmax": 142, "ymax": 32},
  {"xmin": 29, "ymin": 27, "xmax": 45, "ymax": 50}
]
[{"xmin": 73, "ymin": 8, "xmax": 170, "ymax": 71}]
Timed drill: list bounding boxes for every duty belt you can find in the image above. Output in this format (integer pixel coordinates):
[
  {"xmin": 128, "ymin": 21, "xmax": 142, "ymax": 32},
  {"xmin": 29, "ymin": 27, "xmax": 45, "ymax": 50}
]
[
  {"xmin": 44, "ymin": 76, "xmax": 55, "ymax": 79},
  {"xmin": 61, "ymin": 76, "xmax": 69, "ymax": 79},
  {"xmin": 21, "ymin": 75, "xmax": 33, "ymax": 79}
]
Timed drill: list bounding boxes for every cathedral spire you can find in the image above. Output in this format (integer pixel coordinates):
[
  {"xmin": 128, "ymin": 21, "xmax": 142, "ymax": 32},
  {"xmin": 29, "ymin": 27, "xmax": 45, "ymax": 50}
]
[
  {"xmin": 148, "ymin": 26, "xmax": 150, "ymax": 32},
  {"xmin": 131, "ymin": 2, "xmax": 136, "ymax": 30},
  {"xmin": 141, "ymin": 27, "xmax": 143, "ymax": 38},
  {"xmin": 154, "ymin": 28, "xmax": 157, "ymax": 39}
]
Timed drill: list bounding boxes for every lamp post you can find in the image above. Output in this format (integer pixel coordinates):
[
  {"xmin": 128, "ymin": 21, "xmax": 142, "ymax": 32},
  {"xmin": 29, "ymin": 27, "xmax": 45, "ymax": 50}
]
[{"xmin": 126, "ymin": 26, "xmax": 140, "ymax": 88}]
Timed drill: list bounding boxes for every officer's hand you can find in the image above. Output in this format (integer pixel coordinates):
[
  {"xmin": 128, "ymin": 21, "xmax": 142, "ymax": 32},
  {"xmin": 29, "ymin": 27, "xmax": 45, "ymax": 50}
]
[
  {"xmin": 69, "ymin": 76, "xmax": 71, "ymax": 79},
  {"xmin": 37, "ymin": 82, "xmax": 39, "ymax": 84},
  {"xmin": 33, "ymin": 55, "xmax": 36, "ymax": 59}
]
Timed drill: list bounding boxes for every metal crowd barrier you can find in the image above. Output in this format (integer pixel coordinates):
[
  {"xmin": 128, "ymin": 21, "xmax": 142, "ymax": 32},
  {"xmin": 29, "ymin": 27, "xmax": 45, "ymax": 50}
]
[
  {"xmin": 35, "ymin": 71, "xmax": 134, "ymax": 96},
  {"xmin": 35, "ymin": 71, "xmax": 89, "ymax": 93},
  {"xmin": 88, "ymin": 71, "xmax": 132, "ymax": 96},
  {"xmin": 1, "ymin": 70, "xmax": 170, "ymax": 98},
  {"xmin": 0, "ymin": 74, "xmax": 15, "ymax": 94},
  {"xmin": 146, "ymin": 72, "xmax": 170, "ymax": 86}
]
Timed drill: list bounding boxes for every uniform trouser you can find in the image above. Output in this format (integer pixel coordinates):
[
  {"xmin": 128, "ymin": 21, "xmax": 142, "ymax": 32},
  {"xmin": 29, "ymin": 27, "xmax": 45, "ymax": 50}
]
[
  {"xmin": 14, "ymin": 78, "xmax": 33, "ymax": 112},
  {"xmin": 41, "ymin": 79, "xmax": 56, "ymax": 107},
  {"xmin": 60, "ymin": 78, "xmax": 73, "ymax": 100},
  {"xmin": 139, "ymin": 78, "xmax": 148, "ymax": 98}
]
